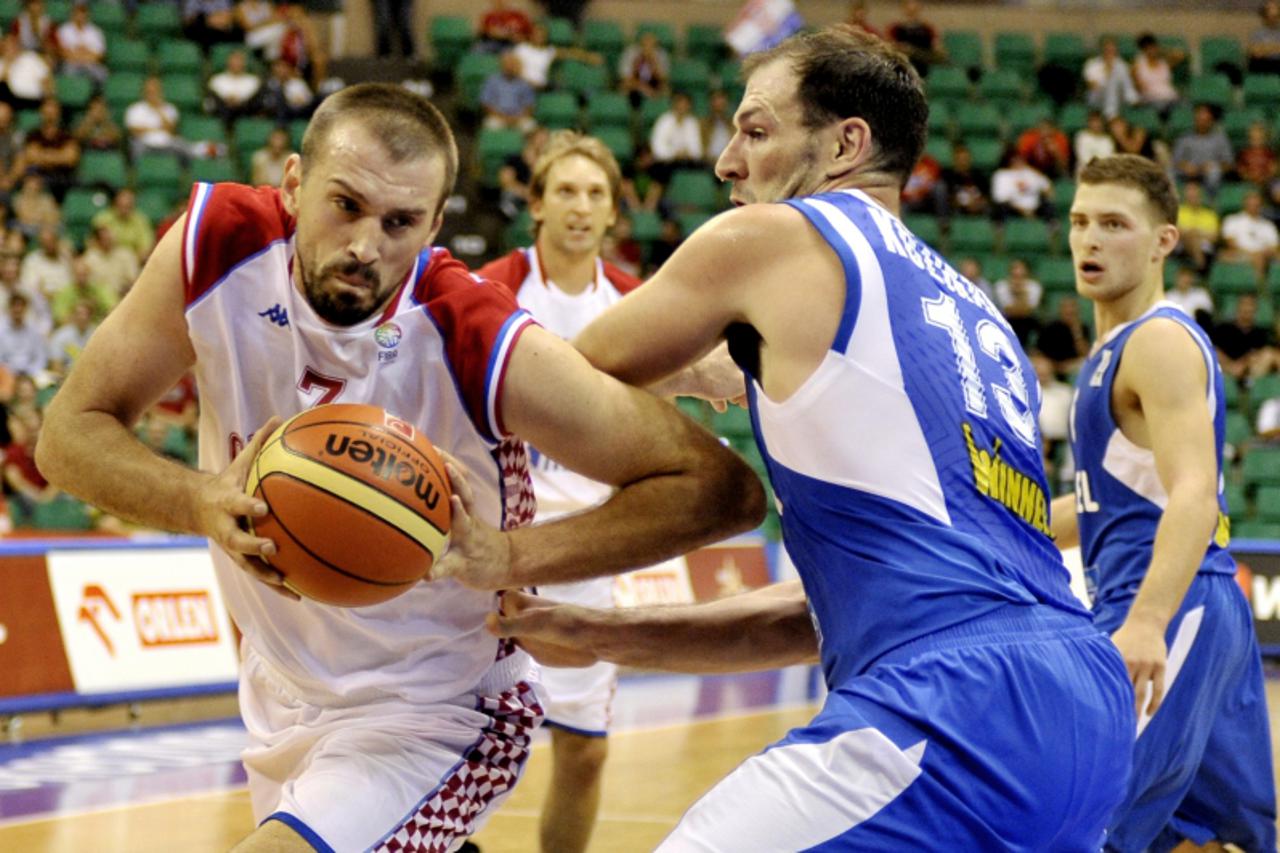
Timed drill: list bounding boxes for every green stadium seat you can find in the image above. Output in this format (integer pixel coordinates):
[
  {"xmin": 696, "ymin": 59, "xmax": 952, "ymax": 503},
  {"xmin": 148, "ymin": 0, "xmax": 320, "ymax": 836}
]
[
  {"xmin": 45, "ymin": 0, "xmax": 69, "ymax": 23},
  {"xmin": 948, "ymin": 216, "xmax": 997, "ymax": 255},
  {"xmin": 106, "ymin": 39, "xmax": 150, "ymax": 74},
  {"xmin": 1037, "ymin": 257, "xmax": 1077, "ymax": 293},
  {"xmin": 54, "ymin": 74, "xmax": 92, "ymax": 110},
  {"xmin": 1042, "ymin": 33, "xmax": 1088, "ymax": 69},
  {"xmin": 677, "ymin": 210, "xmax": 713, "ymax": 237},
  {"xmin": 666, "ymin": 169, "xmax": 720, "ymax": 211},
  {"xmin": 76, "ymin": 150, "xmax": 128, "ymax": 190},
  {"xmin": 975, "ymin": 253, "xmax": 1010, "ymax": 282},
  {"xmin": 134, "ymin": 3, "xmax": 182, "ymax": 40},
  {"xmin": 90, "ymin": 1, "xmax": 126, "ymax": 34},
  {"xmin": 685, "ymin": 23, "xmax": 725, "ymax": 66},
  {"xmin": 209, "ymin": 42, "xmax": 262, "ymax": 74},
  {"xmin": 0, "ymin": 0, "xmax": 16, "ymax": 26},
  {"xmin": 15, "ymin": 109, "xmax": 39, "ymax": 134},
  {"xmin": 638, "ymin": 95, "xmax": 671, "ymax": 133},
  {"xmin": 32, "ymin": 495, "xmax": 93, "ymax": 531},
  {"xmin": 994, "ymin": 32, "xmax": 1036, "ymax": 74},
  {"xmin": 1243, "ymin": 74, "xmax": 1280, "ymax": 108},
  {"xmin": 924, "ymin": 135, "xmax": 954, "ymax": 169},
  {"xmin": 585, "ymin": 92, "xmax": 631, "ymax": 129},
  {"xmin": 136, "ymin": 188, "xmax": 176, "ymax": 224},
  {"xmin": 966, "ymin": 137, "xmax": 1003, "ymax": 172},
  {"xmin": 1227, "ymin": 411, "xmax": 1254, "ymax": 451},
  {"xmin": 544, "ymin": 17, "xmax": 576, "ymax": 47},
  {"xmin": 593, "ymin": 125, "xmax": 634, "ymax": 162},
  {"xmin": 943, "ymin": 31, "xmax": 984, "ymax": 73},
  {"xmin": 1122, "ymin": 106, "xmax": 1161, "ymax": 134},
  {"xmin": 670, "ymin": 58, "xmax": 711, "ymax": 98},
  {"xmin": 534, "ymin": 91, "xmax": 579, "ymax": 129},
  {"xmin": 1216, "ymin": 182, "xmax": 1253, "ymax": 216},
  {"xmin": 1165, "ymin": 103, "xmax": 1195, "ymax": 138},
  {"xmin": 180, "ymin": 115, "xmax": 227, "ymax": 145},
  {"xmin": 1200, "ymin": 36, "xmax": 1245, "ymax": 79},
  {"xmin": 628, "ymin": 208, "xmax": 662, "ymax": 243},
  {"xmin": 502, "ymin": 210, "xmax": 533, "ymax": 251},
  {"xmin": 456, "ymin": 52, "xmax": 499, "ymax": 108},
  {"xmin": 163, "ymin": 75, "xmax": 205, "ymax": 112},
  {"xmin": 234, "ymin": 118, "xmax": 278, "ymax": 161},
  {"xmin": 978, "ymin": 68, "xmax": 1024, "ymax": 103},
  {"xmin": 477, "ymin": 127, "xmax": 524, "ymax": 181},
  {"xmin": 955, "ymin": 102, "xmax": 1002, "ymax": 139},
  {"xmin": 925, "ymin": 65, "xmax": 969, "ymax": 101},
  {"xmin": 156, "ymin": 39, "xmax": 203, "ymax": 75},
  {"xmin": 104, "ymin": 72, "xmax": 145, "ymax": 110},
  {"xmin": 1053, "ymin": 178, "xmax": 1077, "ymax": 212},
  {"xmin": 1157, "ymin": 34, "xmax": 1192, "ymax": 85},
  {"xmin": 1244, "ymin": 446, "xmax": 1280, "ymax": 486},
  {"xmin": 716, "ymin": 58, "xmax": 741, "ymax": 88},
  {"xmin": 1224, "ymin": 373, "xmax": 1242, "ymax": 411},
  {"xmin": 191, "ymin": 157, "xmax": 239, "ymax": 184},
  {"xmin": 635, "ymin": 21, "xmax": 676, "ymax": 54},
  {"xmin": 581, "ymin": 19, "xmax": 625, "ymax": 64},
  {"xmin": 62, "ymin": 188, "xmax": 106, "ymax": 232},
  {"xmin": 1223, "ymin": 107, "xmax": 1266, "ymax": 148},
  {"xmin": 428, "ymin": 16, "xmax": 472, "ymax": 67},
  {"xmin": 1210, "ymin": 262, "xmax": 1259, "ymax": 296},
  {"xmin": 1233, "ymin": 520, "xmax": 1280, "ymax": 540},
  {"xmin": 555, "ymin": 60, "xmax": 609, "ymax": 96},
  {"xmin": 1006, "ymin": 101, "xmax": 1053, "ymax": 136},
  {"xmin": 1003, "ymin": 218, "xmax": 1051, "ymax": 255},
  {"xmin": 1225, "ymin": 480, "xmax": 1249, "ymax": 520},
  {"xmin": 134, "ymin": 152, "xmax": 183, "ymax": 190},
  {"xmin": 903, "ymin": 213, "xmax": 942, "ymax": 248},
  {"xmin": 928, "ymin": 100, "xmax": 954, "ymax": 135},
  {"xmin": 1187, "ymin": 74, "xmax": 1233, "ymax": 110}
]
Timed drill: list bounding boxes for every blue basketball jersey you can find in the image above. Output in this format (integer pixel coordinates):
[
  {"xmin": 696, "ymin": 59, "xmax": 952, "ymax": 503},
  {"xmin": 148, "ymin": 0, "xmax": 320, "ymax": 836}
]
[
  {"xmin": 763, "ymin": 189, "xmax": 1089, "ymax": 688},
  {"xmin": 1069, "ymin": 302, "xmax": 1235, "ymax": 620}
]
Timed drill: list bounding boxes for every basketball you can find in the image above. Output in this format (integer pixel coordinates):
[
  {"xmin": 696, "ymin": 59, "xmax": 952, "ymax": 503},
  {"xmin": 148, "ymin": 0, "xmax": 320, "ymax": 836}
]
[{"xmin": 245, "ymin": 404, "xmax": 452, "ymax": 607}]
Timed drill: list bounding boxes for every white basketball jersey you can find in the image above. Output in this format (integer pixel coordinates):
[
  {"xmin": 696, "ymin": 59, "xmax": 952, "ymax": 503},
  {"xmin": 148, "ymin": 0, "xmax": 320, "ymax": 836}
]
[{"xmin": 182, "ymin": 182, "xmax": 537, "ymax": 707}]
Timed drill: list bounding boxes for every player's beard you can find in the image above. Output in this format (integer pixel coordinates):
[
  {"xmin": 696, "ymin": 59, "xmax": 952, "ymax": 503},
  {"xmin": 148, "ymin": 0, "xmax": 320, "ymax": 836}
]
[{"xmin": 300, "ymin": 254, "xmax": 388, "ymax": 326}]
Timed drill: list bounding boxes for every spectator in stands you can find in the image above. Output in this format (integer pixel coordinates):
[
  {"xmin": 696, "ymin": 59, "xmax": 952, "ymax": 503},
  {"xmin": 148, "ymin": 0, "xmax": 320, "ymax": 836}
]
[
  {"xmin": 1083, "ymin": 36, "xmax": 1137, "ymax": 119},
  {"xmin": 52, "ymin": 252, "xmax": 114, "ymax": 322},
  {"xmin": 372, "ymin": 0, "xmax": 415, "ymax": 58},
  {"xmin": 991, "ymin": 150, "xmax": 1052, "ymax": 221},
  {"xmin": 209, "ymin": 50, "xmax": 263, "ymax": 124},
  {"xmin": 1173, "ymin": 104, "xmax": 1233, "ymax": 196},
  {"xmin": 1073, "ymin": 110, "xmax": 1116, "ymax": 176},
  {"xmin": 496, "ymin": 124, "xmax": 549, "ymax": 219},
  {"xmin": 46, "ymin": 296, "xmax": 93, "ymax": 375},
  {"xmin": 646, "ymin": 216, "xmax": 682, "ymax": 271},
  {"xmin": 0, "ymin": 32, "xmax": 50, "ymax": 112},
  {"xmin": 1015, "ymin": 116, "xmax": 1070, "ymax": 179},
  {"xmin": 939, "ymin": 143, "xmax": 989, "ymax": 218},
  {"xmin": 701, "ymin": 89, "xmax": 733, "ymax": 164},
  {"xmin": 1221, "ymin": 189, "xmax": 1279, "ymax": 283},
  {"xmin": 1107, "ymin": 113, "xmax": 1161, "ymax": 163},
  {"xmin": 901, "ymin": 149, "xmax": 944, "ymax": 218},
  {"xmin": 994, "ymin": 258, "xmax": 1042, "ymax": 346},
  {"xmin": 620, "ymin": 143, "xmax": 663, "ymax": 213},
  {"xmin": 250, "ymin": 126, "xmax": 292, "ymax": 187},
  {"xmin": 480, "ymin": 51, "xmax": 536, "ymax": 132},
  {"xmin": 957, "ymin": 255, "xmax": 996, "ymax": 303},
  {"xmin": 125, "ymin": 76, "xmax": 185, "ymax": 161},
  {"xmin": 1176, "ymin": 179, "xmax": 1219, "ymax": 273},
  {"xmin": 277, "ymin": 4, "xmax": 327, "ymax": 88},
  {"xmin": 1213, "ymin": 292, "xmax": 1273, "ymax": 380},
  {"xmin": 476, "ymin": 0, "xmax": 533, "ymax": 55},
  {"xmin": 81, "ymin": 222, "xmax": 139, "ymax": 297},
  {"xmin": 1131, "ymin": 33, "xmax": 1182, "ymax": 116},
  {"xmin": 19, "ymin": 224, "xmax": 69, "ymax": 297},
  {"xmin": 649, "ymin": 90, "xmax": 702, "ymax": 183},
  {"xmin": 886, "ymin": 0, "xmax": 942, "ymax": 75},
  {"xmin": 0, "ymin": 292, "xmax": 46, "ymax": 375},
  {"xmin": 1237, "ymin": 121, "xmax": 1277, "ymax": 190},
  {"xmin": 11, "ymin": 173, "xmax": 58, "ymax": 238},
  {"xmin": 512, "ymin": 22, "xmax": 602, "ymax": 91},
  {"xmin": 237, "ymin": 0, "xmax": 286, "ymax": 57},
  {"xmin": 1036, "ymin": 295, "xmax": 1090, "ymax": 375},
  {"xmin": 73, "ymin": 94, "xmax": 122, "ymax": 152},
  {"xmin": 1030, "ymin": 350, "xmax": 1072, "ymax": 489},
  {"xmin": 182, "ymin": 0, "xmax": 241, "ymax": 52},
  {"xmin": 1250, "ymin": 0, "xmax": 1280, "ymax": 76},
  {"xmin": 1166, "ymin": 265, "xmax": 1214, "ymax": 327},
  {"xmin": 605, "ymin": 213, "xmax": 643, "ymax": 277},
  {"xmin": 4, "ymin": 404, "xmax": 57, "ymax": 521},
  {"xmin": 0, "ymin": 101, "xmax": 20, "ymax": 195},
  {"xmin": 21, "ymin": 97, "xmax": 78, "ymax": 200},
  {"xmin": 618, "ymin": 31, "xmax": 669, "ymax": 108},
  {"xmin": 11, "ymin": 0, "xmax": 54, "ymax": 53},
  {"xmin": 56, "ymin": 2, "xmax": 106, "ymax": 85},
  {"xmin": 260, "ymin": 57, "xmax": 315, "ymax": 123},
  {"xmin": 845, "ymin": 0, "xmax": 881, "ymax": 39},
  {"xmin": 90, "ymin": 188, "xmax": 154, "ymax": 261},
  {"xmin": 0, "ymin": 251, "xmax": 48, "ymax": 332}
]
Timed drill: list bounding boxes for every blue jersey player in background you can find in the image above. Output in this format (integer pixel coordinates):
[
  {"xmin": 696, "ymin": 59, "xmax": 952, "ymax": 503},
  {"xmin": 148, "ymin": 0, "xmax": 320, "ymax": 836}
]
[
  {"xmin": 1054, "ymin": 154, "xmax": 1276, "ymax": 852},
  {"xmin": 444, "ymin": 26, "xmax": 1136, "ymax": 849}
]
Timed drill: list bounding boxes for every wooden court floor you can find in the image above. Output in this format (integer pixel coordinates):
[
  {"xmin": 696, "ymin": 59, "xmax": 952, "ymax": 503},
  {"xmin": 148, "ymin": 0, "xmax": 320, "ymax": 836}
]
[{"xmin": 1, "ymin": 683, "xmax": 1278, "ymax": 852}]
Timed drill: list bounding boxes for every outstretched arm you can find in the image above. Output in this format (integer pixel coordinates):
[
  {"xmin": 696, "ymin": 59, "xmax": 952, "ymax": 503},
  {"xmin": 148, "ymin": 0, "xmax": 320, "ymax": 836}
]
[{"xmin": 489, "ymin": 581, "xmax": 819, "ymax": 674}]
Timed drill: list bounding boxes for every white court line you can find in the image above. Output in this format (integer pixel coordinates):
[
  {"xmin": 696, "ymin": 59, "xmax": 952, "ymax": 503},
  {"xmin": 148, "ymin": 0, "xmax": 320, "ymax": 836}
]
[{"xmin": 0, "ymin": 786, "xmax": 247, "ymax": 828}]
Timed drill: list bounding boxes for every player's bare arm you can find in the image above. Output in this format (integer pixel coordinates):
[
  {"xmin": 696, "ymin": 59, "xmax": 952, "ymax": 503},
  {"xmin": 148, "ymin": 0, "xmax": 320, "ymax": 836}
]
[
  {"xmin": 36, "ymin": 215, "xmax": 293, "ymax": 595},
  {"xmin": 432, "ymin": 324, "xmax": 766, "ymax": 590},
  {"xmin": 1050, "ymin": 493, "xmax": 1081, "ymax": 548},
  {"xmin": 1110, "ymin": 317, "xmax": 1221, "ymax": 715},
  {"xmin": 490, "ymin": 581, "xmax": 818, "ymax": 673}
]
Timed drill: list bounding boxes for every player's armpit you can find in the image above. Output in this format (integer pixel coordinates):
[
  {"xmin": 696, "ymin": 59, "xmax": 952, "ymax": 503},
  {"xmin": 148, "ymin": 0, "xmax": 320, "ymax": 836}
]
[
  {"xmin": 499, "ymin": 325, "xmax": 765, "ymax": 588},
  {"xmin": 1050, "ymin": 493, "xmax": 1080, "ymax": 549}
]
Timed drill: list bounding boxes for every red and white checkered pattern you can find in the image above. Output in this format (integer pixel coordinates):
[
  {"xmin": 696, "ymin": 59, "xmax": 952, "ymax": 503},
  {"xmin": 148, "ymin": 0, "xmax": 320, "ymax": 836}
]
[
  {"xmin": 374, "ymin": 682, "xmax": 544, "ymax": 853},
  {"xmin": 495, "ymin": 439, "xmax": 537, "ymax": 531}
]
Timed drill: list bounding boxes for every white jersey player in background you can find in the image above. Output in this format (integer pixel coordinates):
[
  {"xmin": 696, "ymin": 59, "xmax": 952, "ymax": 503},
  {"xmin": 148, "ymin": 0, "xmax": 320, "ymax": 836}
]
[
  {"xmin": 36, "ymin": 84, "xmax": 763, "ymax": 853},
  {"xmin": 479, "ymin": 131, "xmax": 691, "ymax": 853}
]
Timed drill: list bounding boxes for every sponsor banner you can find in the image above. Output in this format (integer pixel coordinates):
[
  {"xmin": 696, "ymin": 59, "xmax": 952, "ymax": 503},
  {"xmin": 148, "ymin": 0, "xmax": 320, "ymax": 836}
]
[
  {"xmin": 685, "ymin": 541, "xmax": 772, "ymax": 602},
  {"xmin": 46, "ymin": 548, "xmax": 239, "ymax": 694},
  {"xmin": 724, "ymin": 0, "xmax": 804, "ymax": 56},
  {"xmin": 1230, "ymin": 545, "xmax": 1280, "ymax": 650},
  {"xmin": 614, "ymin": 557, "xmax": 695, "ymax": 608},
  {"xmin": 0, "ymin": 556, "xmax": 75, "ymax": 697}
]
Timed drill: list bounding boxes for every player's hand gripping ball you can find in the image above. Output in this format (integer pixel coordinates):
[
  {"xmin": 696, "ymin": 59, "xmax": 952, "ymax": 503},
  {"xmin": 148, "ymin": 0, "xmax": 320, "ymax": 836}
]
[{"xmin": 245, "ymin": 404, "xmax": 452, "ymax": 606}]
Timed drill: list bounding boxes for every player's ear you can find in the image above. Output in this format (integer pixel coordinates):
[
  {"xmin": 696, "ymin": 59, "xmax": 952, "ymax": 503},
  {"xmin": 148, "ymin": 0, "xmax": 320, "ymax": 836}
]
[
  {"xmin": 280, "ymin": 154, "xmax": 303, "ymax": 218},
  {"xmin": 830, "ymin": 116, "xmax": 872, "ymax": 178},
  {"xmin": 1155, "ymin": 222, "xmax": 1179, "ymax": 260}
]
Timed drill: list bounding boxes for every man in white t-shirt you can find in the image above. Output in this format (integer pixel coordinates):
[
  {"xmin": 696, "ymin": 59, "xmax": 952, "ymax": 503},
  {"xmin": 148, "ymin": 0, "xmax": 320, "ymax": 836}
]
[
  {"xmin": 19, "ymin": 225, "xmax": 72, "ymax": 298},
  {"xmin": 0, "ymin": 31, "xmax": 50, "ymax": 110},
  {"xmin": 649, "ymin": 91, "xmax": 703, "ymax": 182},
  {"xmin": 992, "ymin": 152, "xmax": 1052, "ymax": 220},
  {"xmin": 1165, "ymin": 266, "xmax": 1214, "ymax": 323},
  {"xmin": 208, "ymin": 49, "xmax": 262, "ymax": 123},
  {"xmin": 56, "ymin": 2, "xmax": 106, "ymax": 84},
  {"xmin": 1220, "ymin": 190, "xmax": 1279, "ymax": 282},
  {"xmin": 124, "ymin": 76, "xmax": 183, "ymax": 160}
]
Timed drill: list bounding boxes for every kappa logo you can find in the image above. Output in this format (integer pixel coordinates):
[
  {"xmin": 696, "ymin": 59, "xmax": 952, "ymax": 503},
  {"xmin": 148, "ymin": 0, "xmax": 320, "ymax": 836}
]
[
  {"xmin": 259, "ymin": 304, "xmax": 290, "ymax": 328},
  {"xmin": 78, "ymin": 584, "xmax": 122, "ymax": 656}
]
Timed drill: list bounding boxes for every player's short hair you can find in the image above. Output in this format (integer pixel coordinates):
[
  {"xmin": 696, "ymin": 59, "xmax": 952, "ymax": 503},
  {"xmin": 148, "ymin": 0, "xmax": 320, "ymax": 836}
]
[
  {"xmin": 300, "ymin": 83, "xmax": 458, "ymax": 217},
  {"xmin": 1078, "ymin": 154, "xmax": 1178, "ymax": 225},
  {"xmin": 528, "ymin": 131, "xmax": 622, "ymax": 235},
  {"xmin": 742, "ymin": 25, "xmax": 927, "ymax": 184}
]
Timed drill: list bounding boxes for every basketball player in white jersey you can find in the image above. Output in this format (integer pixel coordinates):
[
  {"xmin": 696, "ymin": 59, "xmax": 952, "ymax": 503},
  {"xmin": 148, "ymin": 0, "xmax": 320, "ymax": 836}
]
[
  {"xmin": 35, "ymin": 84, "xmax": 763, "ymax": 853},
  {"xmin": 477, "ymin": 131, "xmax": 667, "ymax": 853}
]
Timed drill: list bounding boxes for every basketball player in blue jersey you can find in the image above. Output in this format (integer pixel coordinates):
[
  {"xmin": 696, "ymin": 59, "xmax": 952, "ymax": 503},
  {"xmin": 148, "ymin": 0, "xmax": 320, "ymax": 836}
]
[
  {"xmin": 1051, "ymin": 154, "xmax": 1276, "ymax": 852},
  {"xmin": 437, "ymin": 27, "xmax": 1136, "ymax": 849}
]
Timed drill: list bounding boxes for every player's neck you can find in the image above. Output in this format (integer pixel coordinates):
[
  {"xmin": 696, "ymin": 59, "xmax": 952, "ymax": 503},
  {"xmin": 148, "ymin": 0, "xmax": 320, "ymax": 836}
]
[
  {"xmin": 1094, "ymin": 274, "xmax": 1164, "ymax": 337},
  {"xmin": 536, "ymin": 238, "xmax": 598, "ymax": 294}
]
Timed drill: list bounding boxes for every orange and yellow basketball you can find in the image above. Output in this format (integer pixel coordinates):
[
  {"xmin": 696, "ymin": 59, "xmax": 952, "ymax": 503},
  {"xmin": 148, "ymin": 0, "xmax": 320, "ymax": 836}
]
[{"xmin": 245, "ymin": 404, "xmax": 452, "ymax": 606}]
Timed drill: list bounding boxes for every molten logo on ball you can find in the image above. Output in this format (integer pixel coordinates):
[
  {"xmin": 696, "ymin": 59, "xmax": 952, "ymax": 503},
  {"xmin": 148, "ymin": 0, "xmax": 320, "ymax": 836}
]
[{"xmin": 322, "ymin": 432, "xmax": 442, "ymax": 510}]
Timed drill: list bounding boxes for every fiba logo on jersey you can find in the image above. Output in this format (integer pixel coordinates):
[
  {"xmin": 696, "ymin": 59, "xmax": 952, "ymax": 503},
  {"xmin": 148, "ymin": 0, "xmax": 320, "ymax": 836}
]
[{"xmin": 375, "ymin": 322, "xmax": 402, "ymax": 363}]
